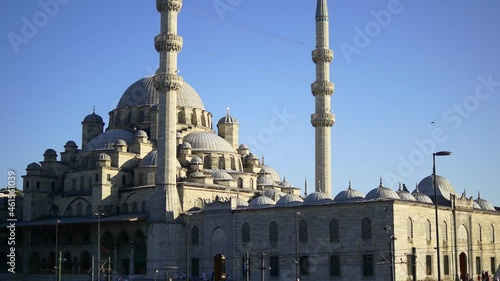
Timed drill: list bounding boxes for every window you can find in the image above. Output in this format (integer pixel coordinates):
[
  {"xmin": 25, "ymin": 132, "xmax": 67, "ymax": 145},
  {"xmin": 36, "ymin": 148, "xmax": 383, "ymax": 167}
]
[
  {"xmin": 72, "ymin": 178, "xmax": 76, "ymax": 190},
  {"xmin": 86, "ymin": 205, "xmax": 92, "ymax": 216},
  {"xmin": 426, "ymin": 220, "xmax": 432, "ymax": 241},
  {"xmin": 88, "ymin": 176, "xmax": 92, "ymax": 188},
  {"xmin": 362, "ymin": 217, "xmax": 371, "ymax": 239},
  {"xmin": 36, "ymin": 181, "xmax": 40, "ymax": 189},
  {"xmin": 479, "ymin": 224, "xmax": 483, "ymax": 241},
  {"xmin": 242, "ymin": 223, "xmax": 250, "ymax": 243},
  {"xmin": 107, "ymin": 174, "xmax": 111, "ymax": 182},
  {"xmin": 407, "ymin": 217, "xmax": 414, "ymax": 239},
  {"xmin": 51, "ymin": 181, "xmax": 56, "ymax": 192},
  {"xmin": 139, "ymin": 173, "xmax": 145, "ymax": 185},
  {"xmin": 218, "ymin": 156, "xmax": 225, "ymax": 169},
  {"xmin": 491, "ymin": 225, "xmax": 495, "ymax": 243},
  {"xmin": 444, "ymin": 255, "xmax": 450, "ymax": 275},
  {"xmin": 231, "ymin": 157, "xmax": 236, "ymax": 170},
  {"xmin": 300, "ymin": 256, "xmax": 309, "ymax": 276},
  {"xmin": 138, "ymin": 111, "xmax": 145, "ymax": 122},
  {"xmin": 122, "ymin": 203, "xmax": 128, "ymax": 213},
  {"xmin": 270, "ymin": 256, "xmax": 279, "ymax": 276},
  {"xmin": 132, "ymin": 201, "xmax": 138, "ymax": 212},
  {"xmin": 491, "ymin": 257, "xmax": 496, "ymax": 276},
  {"xmin": 299, "ymin": 220, "xmax": 308, "ymax": 242},
  {"xmin": 269, "ymin": 221, "xmax": 278, "ymax": 244},
  {"xmin": 237, "ymin": 178, "xmax": 243, "ymax": 188},
  {"xmin": 65, "ymin": 206, "xmax": 73, "ymax": 217},
  {"xmin": 95, "ymin": 174, "xmax": 99, "ymax": 182},
  {"xmin": 203, "ymin": 156, "xmax": 211, "ymax": 169},
  {"xmin": 476, "ymin": 257, "xmax": 481, "ymax": 275},
  {"xmin": 330, "ymin": 219, "xmax": 339, "ymax": 242},
  {"xmin": 407, "ymin": 254, "xmax": 414, "ymax": 276},
  {"xmin": 330, "ymin": 255, "xmax": 340, "ymax": 276},
  {"xmin": 76, "ymin": 203, "xmax": 82, "ymax": 216},
  {"xmin": 141, "ymin": 201, "xmax": 147, "ymax": 211},
  {"xmin": 25, "ymin": 181, "xmax": 29, "ymax": 189},
  {"xmin": 82, "ymin": 230, "xmax": 90, "ymax": 243},
  {"xmin": 191, "ymin": 226, "xmax": 199, "ymax": 246},
  {"xmin": 443, "ymin": 221, "xmax": 448, "ymax": 241},
  {"xmin": 363, "ymin": 255, "xmax": 373, "ymax": 276},
  {"xmin": 192, "ymin": 258, "xmax": 199, "ymax": 277},
  {"xmin": 426, "ymin": 255, "xmax": 432, "ymax": 275},
  {"xmin": 80, "ymin": 176, "xmax": 85, "ymax": 191}
]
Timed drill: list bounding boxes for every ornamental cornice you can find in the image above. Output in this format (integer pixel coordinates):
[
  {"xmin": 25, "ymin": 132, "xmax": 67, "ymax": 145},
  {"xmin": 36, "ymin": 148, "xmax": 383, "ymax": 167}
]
[
  {"xmin": 311, "ymin": 113, "xmax": 335, "ymax": 127},
  {"xmin": 312, "ymin": 49, "xmax": 334, "ymax": 64},
  {"xmin": 153, "ymin": 74, "xmax": 183, "ymax": 92},
  {"xmin": 157, "ymin": 0, "xmax": 182, "ymax": 12},
  {"xmin": 155, "ymin": 34, "xmax": 183, "ymax": 52},
  {"xmin": 311, "ymin": 81, "xmax": 335, "ymax": 96}
]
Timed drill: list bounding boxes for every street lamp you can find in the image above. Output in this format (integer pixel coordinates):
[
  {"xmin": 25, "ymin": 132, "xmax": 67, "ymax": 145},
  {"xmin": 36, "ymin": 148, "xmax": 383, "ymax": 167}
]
[
  {"xmin": 295, "ymin": 212, "xmax": 301, "ymax": 281},
  {"xmin": 95, "ymin": 212, "xmax": 104, "ymax": 281},
  {"xmin": 384, "ymin": 225, "xmax": 397, "ymax": 281},
  {"xmin": 184, "ymin": 213, "xmax": 192, "ymax": 280},
  {"xmin": 154, "ymin": 269, "xmax": 159, "ymax": 281},
  {"xmin": 433, "ymin": 151, "xmax": 451, "ymax": 281},
  {"xmin": 55, "ymin": 219, "xmax": 60, "ymax": 281}
]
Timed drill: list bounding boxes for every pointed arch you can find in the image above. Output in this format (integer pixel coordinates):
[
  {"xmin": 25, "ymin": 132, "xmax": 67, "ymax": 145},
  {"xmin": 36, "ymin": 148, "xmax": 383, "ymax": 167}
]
[
  {"xmin": 242, "ymin": 223, "xmax": 250, "ymax": 243},
  {"xmin": 329, "ymin": 218, "xmax": 339, "ymax": 242},
  {"xmin": 362, "ymin": 217, "xmax": 371, "ymax": 239},
  {"xmin": 407, "ymin": 217, "xmax": 414, "ymax": 239},
  {"xmin": 191, "ymin": 226, "xmax": 199, "ymax": 246},
  {"xmin": 299, "ymin": 219, "xmax": 308, "ymax": 242},
  {"xmin": 269, "ymin": 221, "xmax": 278, "ymax": 244},
  {"xmin": 134, "ymin": 230, "xmax": 147, "ymax": 274}
]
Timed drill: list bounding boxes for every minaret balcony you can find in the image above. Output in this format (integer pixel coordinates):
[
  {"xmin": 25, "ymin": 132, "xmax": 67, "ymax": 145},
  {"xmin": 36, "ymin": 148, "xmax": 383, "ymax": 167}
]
[
  {"xmin": 311, "ymin": 112, "xmax": 335, "ymax": 127},
  {"xmin": 312, "ymin": 49, "xmax": 334, "ymax": 63},
  {"xmin": 155, "ymin": 34, "xmax": 183, "ymax": 52},
  {"xmin": 156, "ymin": 0, "xmax": 182, "ymax": 12},
  {"xmin": 311, "ymin": 81, "xmax": 335, "ymax": 96},
  {"xmin": 153, "ymin": 74, "xmax": 183, "ymax": 92}
]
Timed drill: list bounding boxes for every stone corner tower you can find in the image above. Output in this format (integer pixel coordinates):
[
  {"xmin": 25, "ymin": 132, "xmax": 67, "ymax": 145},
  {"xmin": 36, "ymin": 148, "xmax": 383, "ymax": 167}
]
[{"xmin": 311, "ymin": 0, "xmax": 335, "ymax": 195}]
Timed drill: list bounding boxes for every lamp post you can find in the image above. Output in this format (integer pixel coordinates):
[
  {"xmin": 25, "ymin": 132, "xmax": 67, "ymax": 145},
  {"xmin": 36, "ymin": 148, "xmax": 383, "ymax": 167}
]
[
  {"xmin": 95, "ymin": 212, "xmax": 104, "ymax": 281},
  {"xmin": 384, "ymin": 225, "xmax": 397, "ymax": 281},
  {"xmin": 184, "ymin": 213, "xmax": 192, "ymax": 280},
  {"xmin": 433, "ymin": 151, "xmax": 452, "ymax": 281},
  {"xmin": 154, "ymin": 269, "xmax": 159, "ymax": 281},
  {"xmin": 55, "ymin": 219, "xmax": 60, "ymax": 281},
  {"xmin": 295, "ymin": 212, "xmax": 301, "ymax": 281}
]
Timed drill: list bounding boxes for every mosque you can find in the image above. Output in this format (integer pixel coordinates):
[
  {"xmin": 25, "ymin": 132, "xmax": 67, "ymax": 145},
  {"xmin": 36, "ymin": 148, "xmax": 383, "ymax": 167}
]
[{"xmin": 1, "ymin": 0, "xmax": 499, "ymax": 280}]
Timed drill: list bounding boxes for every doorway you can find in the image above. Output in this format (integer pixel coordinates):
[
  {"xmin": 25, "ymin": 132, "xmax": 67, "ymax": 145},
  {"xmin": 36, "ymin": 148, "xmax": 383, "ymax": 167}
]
[{"xmin": 459, "ymin": 252, "xmax": 467, "ymax": 280}]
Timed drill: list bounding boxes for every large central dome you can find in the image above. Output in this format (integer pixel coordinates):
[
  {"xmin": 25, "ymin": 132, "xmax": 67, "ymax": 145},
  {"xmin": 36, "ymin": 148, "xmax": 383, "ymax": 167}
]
[{"xmin": 116, "ymin": 76, "xmax": 205, "ymax": 110}]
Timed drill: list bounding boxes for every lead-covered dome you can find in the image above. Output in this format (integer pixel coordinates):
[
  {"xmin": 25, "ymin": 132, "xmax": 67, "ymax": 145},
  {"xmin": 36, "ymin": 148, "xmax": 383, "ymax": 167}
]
[
  {"xmin": 83, "ymin": 112, "xmax": 103, "ymax": 123},
  {"xmin": 417, "ymin": 175, "xmax": 456, "ymax": 201},
  {"xmin": 304, "ymin": 192, "xmax": 333, "ymax": 204},
  {"xmin": 334, "ymin": 184, "xmax": 365, "ymax": 203},
  {"xmin": 276, "ymin": 194, "xmax": 303, "ymax": 206},
  {"xmin": 263, "ymin": 189, "xmax": 285, "ymax": 202},
  {"xmin": 183, "ymin": 132, "xmax": 236, "ymax": 153},
  {"xmin": 411, "ymin": 187, "xmax": 433, "ymax": 204},
  {"xmin": 249, "ymin": 195, "xmax": 275, "ymax": 207},
  {"xmin": 85, "ymin": 130, "xmax": 135, "ymax": 151},
  {"xmin": 116, "ymin": 76, "xmax": 205, "ymax": 110},
  {"xmin": 396, "ymin": 184, "xmax": 416, "ymax": 202},
  {"xmin": 365, "ymin": 179, "xmax": 400, "ymax": 200},
  {"xmin": 258, "ymin": 165, "xmax": 281, "ymax": 183},
  {"xmin": 475, "ymin": 192, "xmax": 495, "ymax": 211}
]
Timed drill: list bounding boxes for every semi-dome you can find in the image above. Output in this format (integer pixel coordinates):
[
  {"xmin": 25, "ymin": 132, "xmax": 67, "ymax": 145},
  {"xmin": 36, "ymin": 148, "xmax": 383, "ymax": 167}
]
[
  {"xmin": 473, "ymin": 201, "xmax": 482, "ymax": 210},
  {"xmin": 257, "ymin": 176, "xmax": 275, "ymax": 186},
  {"xmin": 83, "ymin": 112, "xmax": 103, "ymax": 123},
  {"xmin": 98, "ymin": 153, "xmax": 111, "ymax": 161},
  {"xmin": 233, "ymin": 197, "xmax": 249, "ymax": 207},
  {"xmin": 190, "ymin": 171, "xmax": 205, "ymax": 178},
  {"xmin": 115, "ymin": 139, "xmax": 127, "ymax": 146},
  {"xmin": 258, "ymin": 165, "xmax": 281, "ymax": 183},
  {"xmin": 475, "ymin": 192, "xmax": 495, "ymax": 211},
  {"xmin": 212, "ymin": 170, "xmax": 233, "ymax": 181},
  {"xmin": 417, "ymin": 175, "xmax": 456, "ymax": 201},
  {"xmin": 334, "ymin": 183, "xmax": 365, "ymax": 203},
  {"xmin": 135, "ymin": 130, "xmax": 148, "ymax": 138},
  {"xmin": 116, "ymin": 76, "xmax": 205, "ymax": 110},
  {"xmin": 304, "ymin": 191, "xmax": 333, "ymax": 204},
  {"xmin": 411, "ymin": 187, "xmax": 433, "ymax": 204},
  {"xmin": 183, "ymin": 132, "xmax": 236, "ymax": 153},
  {"xmin": 85, "ymin": 130, "xmax": 135, "ymax": 151},
  {"xmin": 276, "ymin": 194, "xmax": 304, "ymax": 206},
  {"xmin": 249, "ymin": 195, "xmax": 275, "ymax": 207},
  {"xmin": 365, "ymin": 179, "xmax": 400, "ymax": 200},
  {"xmin": 140, "ymin": 150, "xmax": 158, "ymax": 167},
  {"xmin": 263, "ymin": 189, "xmax": 285, "ymax": 201},
  {"xmin": 27, "ymin": 162, "xmax": 42, "ymax": 170}
]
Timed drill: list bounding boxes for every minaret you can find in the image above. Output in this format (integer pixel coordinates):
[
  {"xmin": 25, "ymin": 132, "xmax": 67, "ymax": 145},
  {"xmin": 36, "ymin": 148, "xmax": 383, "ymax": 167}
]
[
  {"xmin": 311, "ymin": 0, "xmax": 335, "ymax": 195},
  {"xmin": 152, "ymin": 0, "xmax": 183, "ymax": 222}
]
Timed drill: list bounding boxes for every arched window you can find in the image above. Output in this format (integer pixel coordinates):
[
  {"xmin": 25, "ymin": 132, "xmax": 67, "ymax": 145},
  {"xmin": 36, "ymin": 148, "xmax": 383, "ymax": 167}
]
[
  {"xmin": 237, "ymin": 178, "xmax": 243, "ymax": 188},
  {"xmin": 72, "ymin": 178, "xmax": 76, "ymax": 190},
  {"xmin": 138, "ymin": 110, "xmax": 145, "ymax": 122},
  {"xmin": 80, "ymin": 251, "xmax": 91, "ymax": 273},
  {"xmin": 443, "ymin": 221, "xmax": 448, "ymax": 241},
  {"xmin": 426, "ymin": 220, "xmax": 432, "ymax": 240},
  {"xmin": 478, "ymin": 224, "xmax": 482, "ymax": 241},
  {"xmin": 86, "ymin": 205, "xmax": 92, "ymax": 216},
  {"xmin": 270, "ymin": 221, "xmax": 278, "ymax": 244},
  {"xmin": 76, "ymin": 203, "xmax": 82, "ymax": 216},
  {"xmin": 299, "ymin": 220, "xmax": 308, "ymax": 242},
  {"xmin": 242, "ymin": 223, "xmax": 250, "ymax": 243},
  {"xmin": 330, "ymin": 218, "xmax": 339, "ymax": 242},
  {"xmin": 141, "ymin": 201, "xmax": 147, "ymax": 211},
  {"xmin": 250, "ymin": 178, "xmax": 254, "ymax": 189},
  {"xmin": 80, "ymin": 176, "xmax": 85, "ymax": 191},
  {"xmin": 122, "ymin": 203, "xmax": 129, "ymax": 213},
  {"xmin": 65, "ymin": 206, "xmax": 73, "ymax": 217},
  {"xmin": 177, "ymin": 111, "xmax": 184, "ymax": 123},
  {"xmin": 25, "ymin": 181, "xmax": 30, "ymax": 189},
  {"xmin": 203, "ymin": 156, "xmax": 211, "ymax": 169},
  {"xmin": 491, "ymin": 225, "xmax": 495, "ymax": 243},
  {"xmin": 191, "ymin": 226, "xmax": 199, "ymax": 246},
  {"xmin": 407, "ymin": 217, "xmax": 414, "ymax": 239},
  {"xmin": 132, "ymin": 201, "xmax": 138, "ymax": 212},
  {"xmin": 218, "ymin": 156, "xmax": 225, "ymax": 170},
  {"xmin": 127, "ymin": 111, "xmax": 132, "ymax": 123},
  {"xmin": 201, "ymin": 114, "xmax": 206, "ymax": 127},
  {"xmin": 51, "ymin": 181, "xmax": 56, "ymax": 192},
  {"xmin": 138, "ymin": 173, "xmax": 145, "ymax": 186},
  {"xmin": 361, "ymin": 217, "xmax": 371, "ymax": 239},
  {"xmin": 231, "ymin": 157, "xmax": 236, "ymax": 170},
  {"xmin": 36, "ymin": 181, "xmax": 40, "ymax": 189},
  {"xmin": 49, "ymin": 205, "xmax": 59, "ymax": 217},
  {"xmin": 88, "ymin": 176, "xmax": 92, "ymax": 188}
]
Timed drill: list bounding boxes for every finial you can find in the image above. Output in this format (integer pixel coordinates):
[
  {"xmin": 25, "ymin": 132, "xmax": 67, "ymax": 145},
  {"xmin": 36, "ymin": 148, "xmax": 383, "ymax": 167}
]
[
  {"xmin": 226, "ymin": 107, "xmax": 230, "ymax": 116},
  {"xmin": 315, "ymin": 0, "xmax": 329, "ymax": 19},
  {"xmin": 348, "ymin": 178, "xmax": 352, "ymax": 190},
  {"xmin": 379, "ymin": 176, "xmax": 383, "ymax": 187},
  {"xmin": 283, "ymin": 175, "xmax": 286, "ymax": 182},
  {"xmin": 93, "ymin": 105, "xmax": 95, "ymax": 114},
  {"xmin": 477, "ymin": 191, "xmax": 481, "ymax": 199},
  {"xmin": 415, "ymin": 182, "xmax": 419, "ymax": 193},
  {"xmin": 261, "ymin": 155, "xmax": 265, "ymax": 165},
  {"xmin": 398, "ymin": 182, "xmax": 402, "ymax": 191},
  {"xmin": 317, "ymin": 180, "xmax": 321, "ymax": 192},
  {"xmin": 304, "ymin": 177, "xmax": 308, "ymax": 197}
]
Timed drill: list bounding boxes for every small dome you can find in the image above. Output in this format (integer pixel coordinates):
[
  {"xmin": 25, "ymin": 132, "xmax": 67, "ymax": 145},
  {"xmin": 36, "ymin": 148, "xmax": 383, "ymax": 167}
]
[
  {"xmin": 279, "ymin": 178, "xmax": 293, "ymax": 188},
  {"xmin": 44, "ymin": 149, "xmax": 57, "ymax": 156},
  {"xmin": 334, "ymin": 183, "xmax": 365, "ymax": 203},
  {"xmin": 304, "ymin": 192, "xmax": 333, "ymax": 204},
  {"xmin": 212, "ymin": 170, "xmax": 233, "ymax": 181},
  {"xmin": 85, "ymin": 129, "xmax": 134, "ymax": 151},
  {"xmin": 65, "ymin": 140, "xmax": 77, "ymax": 147},
  {"xmin": 249, "ymin": 195, "xmax": 275, "ymax": 207},
  {"xmin": 183, "ymin": 132, "xmax": 236, "ymax": 153},
  {"xmin": 217, "ymin": 109, "xmax": 239, "ymax": 125},
  {"xmin": 473, "ymin": 201, "xmax": 482, "ymax": 210},
  {"xmin": 180, "ymin": 142, "xmax": 192, "ymax": 149},
  {"xmin": 365, "ymin": 179, "xmax": 400, "ymax": 200},
  {"xmin": 238, "ymin": 144, "xmax": 249, "ymax": 150},
  {"xmin": 135, "ymin": 130, "xmax": 148, "ymax": 138},
  {"xmin": 83, "ymin": 112, "xmax": 103, "ymax": 123},
  {"xmin": 411, "ymin": 187, "xmax": 433, "ymax": 204},
  {"xmin": 98, "ymin": 153, "xmax": 111, "ymax": 161},
  {"xmin": 258, "ymin": 165, "xmax": 281, "ymax": 182},
  {"xmin": 263, "ymin": 189, "xmax": 286, "ymax": 201},
  {"xmin": 475, "ymin": 193, "xmax": 495, "ymax": 211},
  {"xmin": 396, "ymin": 185, "xmax": 416, "ymax": 202},
  {"xmin": 417, "ymin": 175, "xmax": 456, "ymax": 201},
  {"xmin": 190, "ymin": 171, "xmax": 205, "ymax": 178},
  {"xmin": 233, "ymin": 197, "xmax": 249, "ymax": 207},
  {"xmin": 140, "ymin": 150, "xmax": 158, "ymax": 167},
  {"xmin": 276, "ymin": 194, "xmax": 304, "ymax": 206},
  {"xmin": 27, "ymin": 162, "xmax": 42, "ymax": 170},
  {"xmin": 190, "ymin": 156, "xmax": 203, "ymax": 165},
  {"xmin": 247, "ymin": 153, "xmax": 258, "ymax": 160},
  {"xmin": 115, "ymin": 139, "xmax": 127, "ymax": 146},
  {"xmin": 257, "ymin": 176, "xmax": 275, "ymax": 186}
]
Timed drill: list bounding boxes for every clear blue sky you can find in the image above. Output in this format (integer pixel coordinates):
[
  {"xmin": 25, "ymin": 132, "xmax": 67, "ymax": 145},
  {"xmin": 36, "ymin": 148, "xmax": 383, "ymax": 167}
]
[{"xmin": 2, "ymin": 0, "xmax": 499, "ymax": 206}]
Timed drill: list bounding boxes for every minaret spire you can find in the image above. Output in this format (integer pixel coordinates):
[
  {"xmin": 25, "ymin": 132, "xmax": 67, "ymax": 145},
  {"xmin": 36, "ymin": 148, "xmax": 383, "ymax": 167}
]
[
  {"xmin": 152, "ymin": 0, "xmax": 184, "ymax": 222},
  {"xmin": 311, "ymin": 0, "xmax": 334, "ymax": 195}
]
